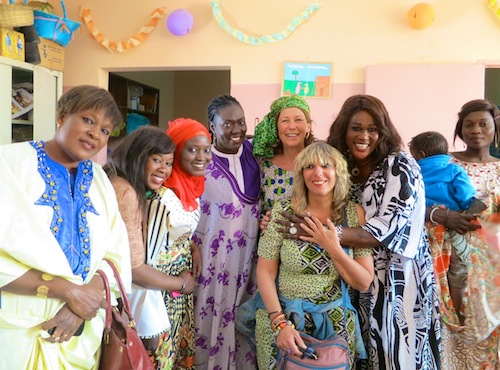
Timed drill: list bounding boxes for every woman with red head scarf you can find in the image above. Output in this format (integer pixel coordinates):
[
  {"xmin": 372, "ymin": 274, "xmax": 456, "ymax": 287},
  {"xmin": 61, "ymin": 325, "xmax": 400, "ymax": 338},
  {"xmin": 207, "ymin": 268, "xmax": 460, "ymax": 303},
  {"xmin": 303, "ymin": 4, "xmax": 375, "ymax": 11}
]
[{"xmin": 155, "ymin": 118, "xmax": 212, "ymax": 369}]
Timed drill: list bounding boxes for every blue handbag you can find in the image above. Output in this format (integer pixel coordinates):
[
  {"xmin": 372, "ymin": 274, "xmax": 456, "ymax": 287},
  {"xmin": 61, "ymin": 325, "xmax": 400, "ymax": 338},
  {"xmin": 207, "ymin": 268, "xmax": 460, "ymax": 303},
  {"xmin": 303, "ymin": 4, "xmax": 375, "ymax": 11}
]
[{"xmin": 33, "ymin": 0, "xmax": 80, "ymax": 47}]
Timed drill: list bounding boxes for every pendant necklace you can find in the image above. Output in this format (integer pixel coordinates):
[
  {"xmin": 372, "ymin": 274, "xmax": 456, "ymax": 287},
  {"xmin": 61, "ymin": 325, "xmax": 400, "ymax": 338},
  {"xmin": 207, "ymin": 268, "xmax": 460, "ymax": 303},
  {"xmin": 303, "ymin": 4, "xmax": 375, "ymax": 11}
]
[{"xmin": 350, "ymin": 157, "xmax": 372, "ymax": 177}]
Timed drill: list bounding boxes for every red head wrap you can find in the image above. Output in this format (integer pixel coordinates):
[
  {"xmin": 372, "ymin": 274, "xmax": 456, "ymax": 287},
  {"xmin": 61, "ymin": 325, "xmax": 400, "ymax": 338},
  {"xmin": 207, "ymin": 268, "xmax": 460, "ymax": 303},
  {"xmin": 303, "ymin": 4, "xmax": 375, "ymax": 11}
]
[{"xmin": 163, "ymin": 118, "xmax": 211, "ymax": 211}]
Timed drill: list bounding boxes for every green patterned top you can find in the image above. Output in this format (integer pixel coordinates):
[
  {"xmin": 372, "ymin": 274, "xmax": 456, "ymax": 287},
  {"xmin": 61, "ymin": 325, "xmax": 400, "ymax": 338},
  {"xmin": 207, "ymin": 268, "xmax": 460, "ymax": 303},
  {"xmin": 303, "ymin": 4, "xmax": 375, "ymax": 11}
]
[
  {"xmin": 259, "ymin": 159, "xmax": 294, "ymax": 215},
  {"xmin": 258, "ymin": 199, "xmax": 372, "ymax": 302}
]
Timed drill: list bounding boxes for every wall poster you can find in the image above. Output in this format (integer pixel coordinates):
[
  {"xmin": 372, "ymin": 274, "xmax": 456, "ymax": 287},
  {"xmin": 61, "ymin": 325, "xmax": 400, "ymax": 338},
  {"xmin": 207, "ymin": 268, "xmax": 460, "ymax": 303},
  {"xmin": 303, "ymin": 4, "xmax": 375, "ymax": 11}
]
[{"xmin": 282, "ymin": 61, "xmax": 332, "ymax": 98}]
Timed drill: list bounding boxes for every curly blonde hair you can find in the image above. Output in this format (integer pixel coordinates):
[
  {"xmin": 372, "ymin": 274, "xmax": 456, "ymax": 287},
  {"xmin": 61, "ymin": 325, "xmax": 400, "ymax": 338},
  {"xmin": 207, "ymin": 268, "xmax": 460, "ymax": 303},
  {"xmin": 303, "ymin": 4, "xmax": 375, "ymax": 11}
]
[{"xmin": 292, "ymin": 141, "xmax": 350, "ymax": 224}]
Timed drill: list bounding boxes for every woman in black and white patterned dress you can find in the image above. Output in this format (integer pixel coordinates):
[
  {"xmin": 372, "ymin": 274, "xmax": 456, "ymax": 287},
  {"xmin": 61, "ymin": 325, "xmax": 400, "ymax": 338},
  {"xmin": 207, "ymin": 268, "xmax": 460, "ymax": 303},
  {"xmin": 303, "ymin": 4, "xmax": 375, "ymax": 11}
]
[{"xmin": 326, "ymin": 95, "xmax": 441, "ymax": 370}]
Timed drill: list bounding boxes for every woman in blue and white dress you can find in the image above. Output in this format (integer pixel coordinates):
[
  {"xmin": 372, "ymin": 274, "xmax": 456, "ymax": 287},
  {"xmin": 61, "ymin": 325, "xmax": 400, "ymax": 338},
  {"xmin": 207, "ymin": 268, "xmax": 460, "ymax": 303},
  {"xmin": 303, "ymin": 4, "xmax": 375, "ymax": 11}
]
[{"xmin": 326, "ymin": 95, "xmax": 441, "ymax": 370}]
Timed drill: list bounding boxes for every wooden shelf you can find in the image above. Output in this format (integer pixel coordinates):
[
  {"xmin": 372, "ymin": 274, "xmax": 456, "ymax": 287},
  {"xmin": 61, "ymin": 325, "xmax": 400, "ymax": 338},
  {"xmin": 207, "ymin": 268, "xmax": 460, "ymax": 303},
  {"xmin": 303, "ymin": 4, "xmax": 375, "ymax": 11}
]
[
  {"xmin": 108, "ymin": 73, "xmax": 159, "ymax": 136},
  {"xmin": 0, "ymin": 55, "xmax": 63, "ymax": 144}
]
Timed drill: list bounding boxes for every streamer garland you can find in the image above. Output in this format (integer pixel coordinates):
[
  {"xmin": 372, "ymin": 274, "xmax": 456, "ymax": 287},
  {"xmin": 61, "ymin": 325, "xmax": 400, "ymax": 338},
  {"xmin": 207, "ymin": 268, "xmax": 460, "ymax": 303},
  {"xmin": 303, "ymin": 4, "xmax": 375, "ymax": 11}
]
[
  {"xmin": 211, "ymin": 0, "xmax": 321, "ymax": 45},
  {"xmin": 79, "ymin": 6, "xmax": 166, "ymax": 53}
]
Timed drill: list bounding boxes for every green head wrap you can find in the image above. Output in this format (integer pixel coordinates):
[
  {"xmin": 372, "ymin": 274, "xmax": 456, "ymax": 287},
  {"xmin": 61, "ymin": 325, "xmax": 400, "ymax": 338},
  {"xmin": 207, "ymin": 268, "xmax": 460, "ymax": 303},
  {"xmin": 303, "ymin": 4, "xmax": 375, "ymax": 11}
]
[{"xmin": 253, "ymin": 95, "xmax": 311, "ymax": 158}]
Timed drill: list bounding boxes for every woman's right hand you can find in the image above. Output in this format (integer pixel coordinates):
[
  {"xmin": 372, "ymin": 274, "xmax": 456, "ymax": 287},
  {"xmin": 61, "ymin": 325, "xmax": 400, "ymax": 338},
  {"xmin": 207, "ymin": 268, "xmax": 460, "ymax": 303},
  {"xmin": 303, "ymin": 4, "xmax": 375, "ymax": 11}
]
[
  {"xmin": 276, "ymin": 326, "xmax": 306, "ymax": 357},
  {"xmin": 65, "ymin": 284, "xmax": 107, "ymax": 320},
  {"xmin": 275, "ymin": 212, "xmax": 310, "ymax": 239},
  {"xmin": 42, "ymin": 304, "xmax": 85, "ymax": 342}
]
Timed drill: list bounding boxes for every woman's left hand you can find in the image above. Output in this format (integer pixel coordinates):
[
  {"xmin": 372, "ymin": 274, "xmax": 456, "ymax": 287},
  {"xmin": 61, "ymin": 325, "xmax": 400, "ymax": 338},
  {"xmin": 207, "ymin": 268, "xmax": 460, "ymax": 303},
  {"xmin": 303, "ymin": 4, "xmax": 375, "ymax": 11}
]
[
  {"xmin": 300, "ymin": 217, "xmax": 339, "ymax": 253},
  {"xmin": 41, "ymin": 304, "xmax": 85, "ymax": 343},
  {"xmin": 191, "ymin": 242, "xmax": 202, "ymax": 278}
]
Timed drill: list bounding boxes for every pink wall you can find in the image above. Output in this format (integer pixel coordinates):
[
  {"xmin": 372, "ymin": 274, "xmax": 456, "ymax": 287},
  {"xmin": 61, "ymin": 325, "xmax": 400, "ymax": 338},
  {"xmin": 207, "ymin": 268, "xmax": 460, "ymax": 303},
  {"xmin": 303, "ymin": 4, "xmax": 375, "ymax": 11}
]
[
  {"xmin": 231, "ymin": 83, "xmax": 364, "ymax": 139},
  {"xmin": 366, "ymin": 64, "xmax": 485, "ymax": 151}
]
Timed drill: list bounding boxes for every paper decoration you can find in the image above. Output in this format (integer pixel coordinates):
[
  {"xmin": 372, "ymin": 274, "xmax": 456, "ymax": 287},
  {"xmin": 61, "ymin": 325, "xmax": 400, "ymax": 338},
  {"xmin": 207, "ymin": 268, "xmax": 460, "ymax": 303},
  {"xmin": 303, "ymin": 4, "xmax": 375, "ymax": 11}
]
[
  {"xmin": 211, "ymin": 0, "xmax": 320, "ymax": 45},
  {"xmin": 407, "ymin": 3, "xmax": 435, "ymax": 30},
  {"xmin": 79, "ymin": 6, "xmax": 166, "ymax": 53}
]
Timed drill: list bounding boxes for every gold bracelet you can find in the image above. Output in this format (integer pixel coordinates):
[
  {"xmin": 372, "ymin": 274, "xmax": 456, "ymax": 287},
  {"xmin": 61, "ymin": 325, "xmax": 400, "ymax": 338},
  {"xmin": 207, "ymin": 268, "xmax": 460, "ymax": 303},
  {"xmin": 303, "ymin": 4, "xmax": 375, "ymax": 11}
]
[
  {"xmin": 41, "ymin": 273, "xmax": 54, "ymax": 281},
  {"xmin": 36, "ymin": 285, "xmax": 49, "ymax": 298}
]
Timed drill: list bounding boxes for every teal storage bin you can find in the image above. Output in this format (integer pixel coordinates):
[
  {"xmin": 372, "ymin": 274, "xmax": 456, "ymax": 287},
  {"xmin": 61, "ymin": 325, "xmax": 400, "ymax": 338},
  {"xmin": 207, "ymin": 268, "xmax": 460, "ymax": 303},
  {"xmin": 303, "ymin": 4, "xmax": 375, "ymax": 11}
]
[{"xmin": 126, "ymin": 113, "xmax": 150, "ymax": 134}]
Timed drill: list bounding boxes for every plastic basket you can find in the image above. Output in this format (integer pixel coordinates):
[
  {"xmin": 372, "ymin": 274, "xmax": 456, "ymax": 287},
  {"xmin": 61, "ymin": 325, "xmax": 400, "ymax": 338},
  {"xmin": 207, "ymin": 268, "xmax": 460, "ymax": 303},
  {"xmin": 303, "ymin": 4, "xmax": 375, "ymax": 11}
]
[
  {"xmin": 0, "ymin": 0, "xmax": 34, "ymax": 28},
  {"xmin": 33, "ymin": 0, "xmax": 80, "ymax": 47}
]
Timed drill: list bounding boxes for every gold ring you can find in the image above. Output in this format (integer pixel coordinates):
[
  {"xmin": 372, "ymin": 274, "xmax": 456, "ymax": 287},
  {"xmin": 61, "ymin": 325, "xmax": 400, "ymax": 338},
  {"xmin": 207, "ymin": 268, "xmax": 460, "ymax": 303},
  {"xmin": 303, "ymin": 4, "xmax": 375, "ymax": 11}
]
[{"xmin": 54, "ymin": 336, "xmax": 60, "ymax": 342}]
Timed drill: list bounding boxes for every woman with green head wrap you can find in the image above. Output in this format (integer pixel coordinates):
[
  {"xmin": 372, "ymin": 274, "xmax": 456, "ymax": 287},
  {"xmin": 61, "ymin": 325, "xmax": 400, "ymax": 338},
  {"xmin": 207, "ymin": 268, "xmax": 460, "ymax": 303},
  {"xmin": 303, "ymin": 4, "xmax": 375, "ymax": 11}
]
[{"xmin": 253, "ymin": 95, "xmax": 315, "ymax": 232}]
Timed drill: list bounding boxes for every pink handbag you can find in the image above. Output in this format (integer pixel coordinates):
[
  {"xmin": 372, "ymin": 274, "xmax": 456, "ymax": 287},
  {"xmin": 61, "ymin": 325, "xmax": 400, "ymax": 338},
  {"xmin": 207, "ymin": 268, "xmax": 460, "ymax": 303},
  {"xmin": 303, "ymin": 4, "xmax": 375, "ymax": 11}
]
[{"xmin": 277, "ymin": 332, "xmax": 350, "ymax": 369}]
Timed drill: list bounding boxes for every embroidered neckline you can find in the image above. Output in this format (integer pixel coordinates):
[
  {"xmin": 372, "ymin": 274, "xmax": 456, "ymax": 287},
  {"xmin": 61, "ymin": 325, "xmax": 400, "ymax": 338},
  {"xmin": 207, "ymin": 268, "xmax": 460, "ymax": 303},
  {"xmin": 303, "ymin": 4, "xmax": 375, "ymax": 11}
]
[{"xmin": 31, "ymin": 141, "xmax": 98, "ymax": 280}]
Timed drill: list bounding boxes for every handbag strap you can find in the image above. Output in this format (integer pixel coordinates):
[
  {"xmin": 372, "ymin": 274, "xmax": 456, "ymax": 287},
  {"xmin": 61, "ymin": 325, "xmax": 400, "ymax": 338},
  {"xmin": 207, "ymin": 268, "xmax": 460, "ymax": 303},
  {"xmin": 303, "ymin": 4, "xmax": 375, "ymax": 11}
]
[
  {"xmin": 96, "ymin": 269, "xmax": 113, "ymax": 333},
  {"xmin": 59, "ymin": 0, "xmax": 67, "ymax": 18},
  {"xmin": 105, "ymin": 259, "xmax": 135, "ymax": 322},
  {"xmin": 96, "ymin": 259, "xmax": 135, "ymax": 331},
  {"xmin": 339, "ymin": 205, "xmax": 354, "ymax": 332},
  {"xmin": 340, "ymin": 258, "xmax": 348, "ymax": 333}
]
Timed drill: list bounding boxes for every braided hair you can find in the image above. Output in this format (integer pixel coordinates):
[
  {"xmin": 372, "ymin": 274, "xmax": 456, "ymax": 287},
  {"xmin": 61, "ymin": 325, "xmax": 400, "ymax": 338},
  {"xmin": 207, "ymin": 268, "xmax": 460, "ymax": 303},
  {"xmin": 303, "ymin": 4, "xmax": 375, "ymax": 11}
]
[{"xmin": 207, "ymin": 95, "xmax": 242, "ymax": 126}]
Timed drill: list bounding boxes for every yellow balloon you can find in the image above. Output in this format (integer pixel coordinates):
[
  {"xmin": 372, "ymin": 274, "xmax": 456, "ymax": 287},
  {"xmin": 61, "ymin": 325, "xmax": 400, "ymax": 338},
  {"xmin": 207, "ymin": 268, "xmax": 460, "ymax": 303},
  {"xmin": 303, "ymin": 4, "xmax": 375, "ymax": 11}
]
[{"xmin": 407, "ymin": 3, "xmax": 435, "ymax": 30}]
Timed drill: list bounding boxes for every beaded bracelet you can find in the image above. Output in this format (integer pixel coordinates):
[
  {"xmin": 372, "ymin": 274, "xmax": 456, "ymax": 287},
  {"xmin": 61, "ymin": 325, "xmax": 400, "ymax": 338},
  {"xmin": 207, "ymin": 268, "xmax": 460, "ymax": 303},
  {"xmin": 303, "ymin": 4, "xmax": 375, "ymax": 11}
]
[
  {"xmin": 270, "ymin": 313, "xmax": 287, "ymax": 332},
  {"xmin": 273, "ymin": 320, "xmax": 295, "ymax": 337},
  {"xmin": 268, "ymin": 310, "xmax": 283, "ymax": 319}
]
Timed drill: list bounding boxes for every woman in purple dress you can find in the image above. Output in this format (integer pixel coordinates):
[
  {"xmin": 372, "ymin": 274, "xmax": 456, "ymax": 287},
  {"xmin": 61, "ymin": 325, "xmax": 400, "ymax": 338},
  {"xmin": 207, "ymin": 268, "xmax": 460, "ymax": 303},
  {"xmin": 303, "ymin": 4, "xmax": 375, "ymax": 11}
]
[{"xmin": 193, "ymin": 96, "xmax": 261, "ymax": 369}]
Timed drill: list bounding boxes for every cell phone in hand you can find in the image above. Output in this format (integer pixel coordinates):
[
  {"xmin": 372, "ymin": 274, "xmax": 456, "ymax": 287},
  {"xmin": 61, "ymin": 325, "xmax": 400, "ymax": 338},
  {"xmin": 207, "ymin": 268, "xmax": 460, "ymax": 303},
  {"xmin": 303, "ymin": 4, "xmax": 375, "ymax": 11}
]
[
  {"xmin": 47, "ymin": 321, "xmax": 85, "ymax": 337},
  {"xmin": 465, "ymin": 198, "xmax": 487, "ymax": 215},
  {"xmin": 298, "ymin": 346, "xmax": 318, "ymax": 360}
]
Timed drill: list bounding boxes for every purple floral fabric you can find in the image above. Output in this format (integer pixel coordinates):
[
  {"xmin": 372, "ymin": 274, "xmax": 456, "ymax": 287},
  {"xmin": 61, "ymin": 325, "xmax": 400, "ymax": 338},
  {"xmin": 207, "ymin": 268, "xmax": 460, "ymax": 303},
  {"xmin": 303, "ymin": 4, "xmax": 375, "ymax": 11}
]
[{"xmin": 193, "ymin": 142, "xmax": 260, "ymax": 370}]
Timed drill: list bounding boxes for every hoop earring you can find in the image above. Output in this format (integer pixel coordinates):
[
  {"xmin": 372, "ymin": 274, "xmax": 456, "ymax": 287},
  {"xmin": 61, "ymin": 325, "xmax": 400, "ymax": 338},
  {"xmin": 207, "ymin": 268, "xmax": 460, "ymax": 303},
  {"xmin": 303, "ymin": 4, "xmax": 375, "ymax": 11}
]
[{"xmin": 306, "ymin": 132, "xmax": 310, "ymax": 140}]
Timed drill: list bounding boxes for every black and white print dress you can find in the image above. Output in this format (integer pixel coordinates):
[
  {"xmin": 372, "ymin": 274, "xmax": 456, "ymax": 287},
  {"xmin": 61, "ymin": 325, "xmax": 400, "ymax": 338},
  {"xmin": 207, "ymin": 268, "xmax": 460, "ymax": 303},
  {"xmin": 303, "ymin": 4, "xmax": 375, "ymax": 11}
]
[{"xmin": 354, "ymin": 152, "xmax": 441, "ymax": 370}]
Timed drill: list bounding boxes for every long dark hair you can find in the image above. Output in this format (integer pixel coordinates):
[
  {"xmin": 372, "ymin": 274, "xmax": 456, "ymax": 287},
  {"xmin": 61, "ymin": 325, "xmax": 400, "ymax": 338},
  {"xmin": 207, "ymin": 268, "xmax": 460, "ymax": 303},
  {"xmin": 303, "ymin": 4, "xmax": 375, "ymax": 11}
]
[
  {"xmin": 106, "ymin": 126, "xmax": 175, "ymax": 212},
  {"xmin": 453, "ymin": 99, "xmax": 500, "ymax": 148},
  {"xmin": 326, "ymin": 95, "xmax": 403, "ymax": 168}
]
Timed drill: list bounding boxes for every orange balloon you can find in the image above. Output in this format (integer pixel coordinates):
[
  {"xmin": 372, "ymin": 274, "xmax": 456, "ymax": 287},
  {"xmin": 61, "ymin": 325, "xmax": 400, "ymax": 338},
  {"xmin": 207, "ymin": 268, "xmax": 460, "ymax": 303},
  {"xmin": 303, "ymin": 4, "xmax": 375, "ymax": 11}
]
[{"xmin": 407, "ymin": 3, "xmax": 435, "ymax": 30}]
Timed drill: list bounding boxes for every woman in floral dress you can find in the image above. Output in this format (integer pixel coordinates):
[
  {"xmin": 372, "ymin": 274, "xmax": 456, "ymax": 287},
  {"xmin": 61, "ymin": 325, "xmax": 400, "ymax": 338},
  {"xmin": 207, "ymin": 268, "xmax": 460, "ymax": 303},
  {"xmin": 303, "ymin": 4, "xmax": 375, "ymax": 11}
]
[
  {"xmin": 427, "ymin": 99, "xmax": 500, "ymax": 369},
  {"xmin": 192, "ymin": 95, "xmax": 260, "ymax": 369},
  {"xmin": 156, "ymin": 118, "xmax": 212, "ymax": 369}
]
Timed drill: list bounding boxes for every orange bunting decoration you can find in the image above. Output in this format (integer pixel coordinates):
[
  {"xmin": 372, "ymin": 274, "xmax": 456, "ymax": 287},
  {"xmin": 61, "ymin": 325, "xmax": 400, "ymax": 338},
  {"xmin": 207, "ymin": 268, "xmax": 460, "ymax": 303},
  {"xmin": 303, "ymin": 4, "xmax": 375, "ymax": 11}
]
[{"xmin": 79, "ymin": 6, "xmax": 166, "ymax": 53}]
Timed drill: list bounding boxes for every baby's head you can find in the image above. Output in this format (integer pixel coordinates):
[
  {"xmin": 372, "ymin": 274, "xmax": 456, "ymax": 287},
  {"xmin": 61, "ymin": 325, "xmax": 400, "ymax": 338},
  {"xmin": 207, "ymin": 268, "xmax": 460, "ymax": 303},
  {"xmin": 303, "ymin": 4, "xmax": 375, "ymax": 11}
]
[{"xmin": 409, "ymin": 131, "xmax": 448, "ymax": 161}]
